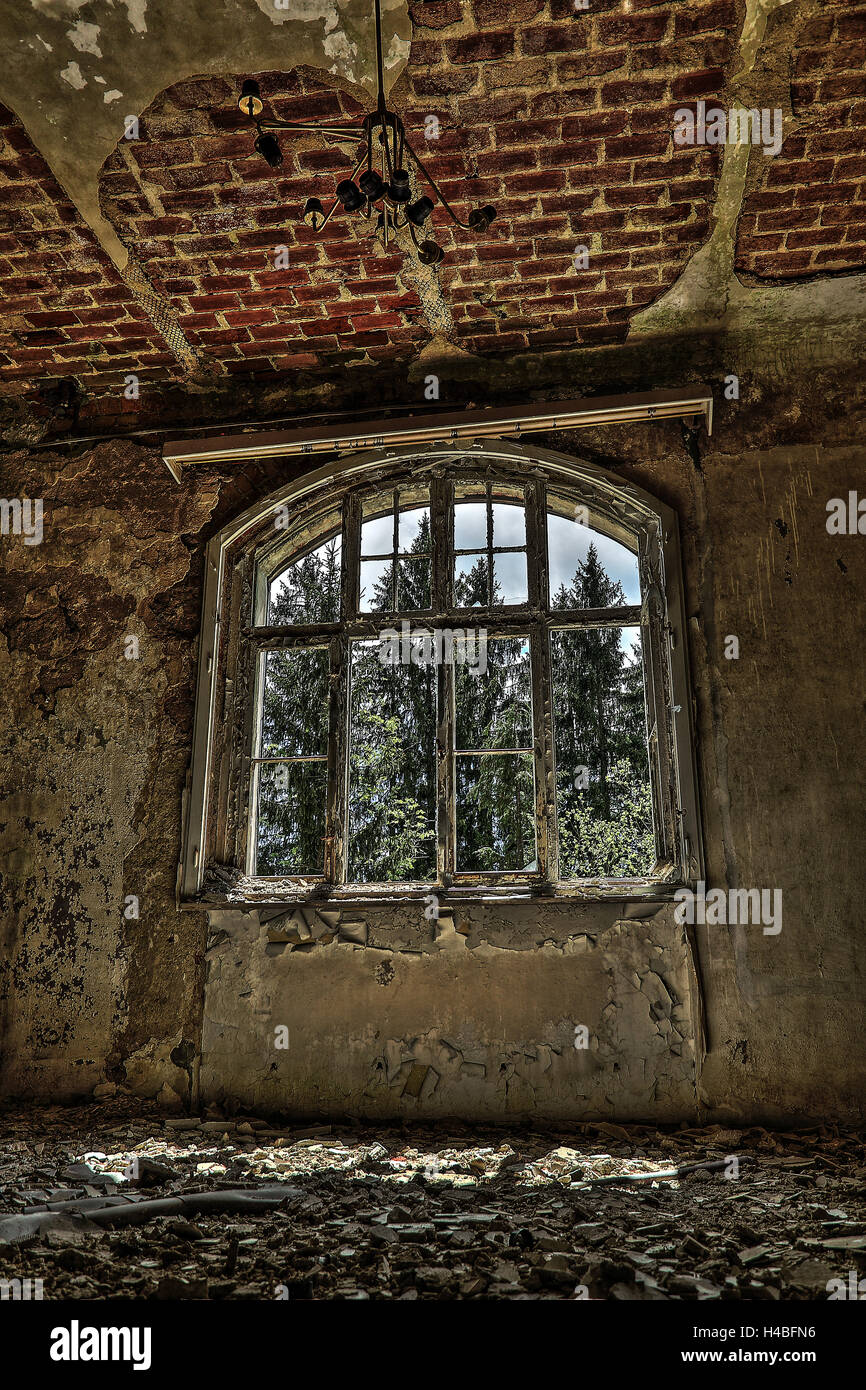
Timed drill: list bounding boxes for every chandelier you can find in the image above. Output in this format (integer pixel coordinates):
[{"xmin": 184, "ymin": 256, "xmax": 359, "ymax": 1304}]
[{"xmin": 235, "ymin": 0, "xmax": 495, "ymax": 265}]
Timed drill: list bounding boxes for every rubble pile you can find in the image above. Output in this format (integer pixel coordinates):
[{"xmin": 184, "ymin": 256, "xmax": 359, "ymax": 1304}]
[{"xmin": 1, "ymin": 1101, "xmax": 863, "ymax": 1300}]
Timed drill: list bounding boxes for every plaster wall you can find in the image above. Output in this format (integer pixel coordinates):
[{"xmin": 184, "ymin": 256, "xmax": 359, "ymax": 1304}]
[{"xmin": 1, "ymin": 398, "xmax": 863, "ymax": 1124}]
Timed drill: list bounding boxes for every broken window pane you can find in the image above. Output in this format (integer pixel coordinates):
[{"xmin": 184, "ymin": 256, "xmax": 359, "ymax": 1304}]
[
  {"xmin": 347, "ymin": 640, "xmax": 437, "ymax": 882},
  {"xmin": 456, "ymin": 754, "xmax": 536, "ymax": 872},
  {"xmin": 259, "ymin": 649, "xmax": 329, "ymax": 758},
  {"xmin": 552, "ymin": 626, "xmax": 654, "ymax": 878},
  {"xmin": 267, "ymin": 534, "xmax": 341, "ymax": 625},
  {"xmin": 256, "ymin": 760, "xmax": 327, "ymax": 876},
  {"xmin": 547, "ymin": 509, "xmax": 640, "ymax": 609}
]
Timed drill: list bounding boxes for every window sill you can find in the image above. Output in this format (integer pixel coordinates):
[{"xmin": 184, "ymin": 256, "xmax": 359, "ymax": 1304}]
[{"xmin": 180, "ymin": 867, "xmax": 684, "ymax": 911}]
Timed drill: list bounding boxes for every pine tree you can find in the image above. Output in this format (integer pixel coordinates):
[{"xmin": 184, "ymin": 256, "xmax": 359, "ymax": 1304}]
[
  {"xmin": 257, "ymin": 523, "xmax": 653, "ymax": 882},
  {"xmin": 553, "ymin": 543, "xmax": 654, "ymax": 877}
]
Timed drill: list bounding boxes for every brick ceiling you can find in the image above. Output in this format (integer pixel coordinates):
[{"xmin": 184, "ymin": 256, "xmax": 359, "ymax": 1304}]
[
  {"xmin": 736, "ymin": 1, "xmax": 866, "ymax": 280},
  {"xmin": 0, "ymin": 0, "xmax": 864, "ymax": 428}
]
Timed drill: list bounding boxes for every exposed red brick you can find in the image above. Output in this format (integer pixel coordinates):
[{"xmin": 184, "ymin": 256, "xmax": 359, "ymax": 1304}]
[
  {"xmin": 446, "ymin": 31, "xmax": 515, "ymax": 63},
  {"xmin": 520, "ymin": 24, "xmax": 587, "ymax": 56}
]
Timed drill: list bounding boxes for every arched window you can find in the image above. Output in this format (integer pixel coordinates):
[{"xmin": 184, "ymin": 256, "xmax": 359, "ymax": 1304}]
[{"xmin": 181, "ymin": 443, "xmax": 702, "ymax": 903}]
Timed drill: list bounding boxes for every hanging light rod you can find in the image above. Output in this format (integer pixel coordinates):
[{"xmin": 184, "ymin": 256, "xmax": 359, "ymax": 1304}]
[
  {"xmin": 234, "ymin": 0, "xmax": 495, "ymax": 264},
  {"xmin": 162, "ymin": 388, "xmax": 713, "ymax": 479}
]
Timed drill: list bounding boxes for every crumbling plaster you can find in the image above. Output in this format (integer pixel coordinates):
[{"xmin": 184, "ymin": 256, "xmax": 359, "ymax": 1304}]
[
  {"xmin": 1, "ymin": 0, "xmax": 410, "ymax": 267},
  {"xmin": 199, "ymin": 905, "xmax": 700, "ymax": 1120},
  {"xmin": 1, "ymin": 389, "xmax": 864, "ymax": 1124},
  {"xmin": 1, "ymin": 0, "xmax": 864, "ymax": 1126},
  {"xmin": 4, "ymin": 0, "xmax": 866, "ymax": 400}
]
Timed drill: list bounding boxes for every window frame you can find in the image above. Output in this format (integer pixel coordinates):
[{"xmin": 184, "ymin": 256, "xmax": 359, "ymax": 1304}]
[{"xmin": 179, "ymin": 441, "xmax": 703, "ymax": 908}]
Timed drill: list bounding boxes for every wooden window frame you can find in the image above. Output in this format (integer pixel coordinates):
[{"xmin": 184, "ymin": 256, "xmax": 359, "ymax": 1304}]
[{"xmin": 179, "ymin": 441, "xmax": 703, "ymax": 909}]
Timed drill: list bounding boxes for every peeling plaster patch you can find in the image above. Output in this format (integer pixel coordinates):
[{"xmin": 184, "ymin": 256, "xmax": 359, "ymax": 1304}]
[
  {"xmin": 632, "ymin": 139, "xmax": 751, "ymax": 332},
  {"xmin": 103, "ymin": 89, "xmax": 122, "ymax": 103},
  {"xmin": 385, "ymin": 34, "xmax": 410, "ymax": 69},
  {"xmin": 60, "ymin": 60, "xmax": 86, "ymax": 90},
  {"xmin": 122, "ymin": 0, "xmax": 148, "ymax": 34},
  {"xmin": 199, "ymin": 905, "xmax": 698, "ymax": 1119},
  {"xmin": 323, "ymin": 29, "xmax": 358, "ymax": 85},
  {"xmin": 628, "ymin": 0, "xmax": 858, "ymax": 345},
  {"xmin": 253, "ymin": 0, "xmax": 333, "ymax": 27},
  {"xmin": 67, "ymin": 21, "xmax": 102, "ymax": 57},
  {"xmin": 36, "ymin": 35, "xmax": 53, "ymax": 51},
  {"xmin": 30, "ymin": 1, "xmax": 89, "ymax": 13}
]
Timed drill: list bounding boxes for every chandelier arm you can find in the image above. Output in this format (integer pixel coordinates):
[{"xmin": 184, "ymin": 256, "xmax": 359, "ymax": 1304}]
[
  {"xmin": 404, "ymin": 140, "xmax": 471, "ymax": 230},
  {"xmin": 258, "ymin": 120, "xmax": 363, "ymax": 136}
]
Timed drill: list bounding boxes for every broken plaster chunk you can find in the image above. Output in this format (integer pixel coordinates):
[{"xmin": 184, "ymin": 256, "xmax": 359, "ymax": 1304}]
[
  {"xmin": 433, "ymin": 914, "xmax": 465, "ymax": 951},
  {"xmin": 641, "ymin": 971, "xmax": 673, "ymax": 1019},
  {"xmin": 339, "ymin": 920, "xmax": 368, "ymax": 944}
]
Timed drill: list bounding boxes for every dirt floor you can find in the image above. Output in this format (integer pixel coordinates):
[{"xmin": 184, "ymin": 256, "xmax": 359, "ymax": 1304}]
[{"xmin": 0, "ymin": 1099, "xmax": 864, "ymax": 1301}]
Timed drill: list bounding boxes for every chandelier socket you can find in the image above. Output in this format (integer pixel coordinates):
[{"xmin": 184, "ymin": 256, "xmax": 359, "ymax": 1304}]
[
  {"xmin": 303, "ymin": 197, "xmax": 325, "ymax": 230},
  {"xmin": 468, "ymin": 204, "xmax": 496, "ymax": 232},
  {"xmin": 407, "ymin": 195, "xmax": 434, "ymax": 227},
  {"xmin": 238, "ymin": 79, "xmax": 263, "ymax": 118},
  {"xmin": 336, "ymin": 178, "xmax": 365, "ymax": 212},
  {"xmin": 418, "ymin": 239, "xmax": 444, "ymax": 266},
  {"xmin": 388, "ymin": 168, "xmax": 411, "ymax": 203},
  {"xmin": 254, "ymin": 131, "xmax": 283, "ymax": 169},
  {"xmin": 359, "ymin": 169, "xmax": 387, "ymax": 202}
]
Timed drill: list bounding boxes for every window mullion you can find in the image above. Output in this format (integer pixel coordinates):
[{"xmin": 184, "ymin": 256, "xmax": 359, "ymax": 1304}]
[
  {"xmin": 431, "ymin": 475, "xmax": 454, "ymax": 883},
  {"xmin": 330, "ymin": 494, "xmax": 361, "ymax": 885},
  {"xmin": 639, "ymin": 527, "xmax": 676, "ymax": 868},
  {"xmin": 391, "ymin": 488, "xmax": 399, "ymax": 610},
  {"xmin": 341, "ymin": 493, "xmax": 361, "ymax": 621},
  {"xmin": 527, "ymin": 478, "xmax": 557, "ymax": 884},
  {"xmin": 325, "ymin": 634, "xmax": 348, "ymax": 884},
  {"xmin": 485, "ymin": 483, "xmax": 494, "ymax": 605}
]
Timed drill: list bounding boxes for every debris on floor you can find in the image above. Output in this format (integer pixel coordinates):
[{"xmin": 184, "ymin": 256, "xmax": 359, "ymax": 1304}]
[{"xmin": 0, "ymin": 1101, "xmax": 863, "ymax": 1300}]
